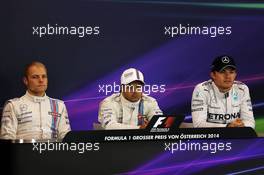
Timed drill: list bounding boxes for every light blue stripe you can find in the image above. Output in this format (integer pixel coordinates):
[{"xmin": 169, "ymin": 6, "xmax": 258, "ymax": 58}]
[{"xmin": 49, "ymin": 99, "xmax": 55, "ymax": 129}]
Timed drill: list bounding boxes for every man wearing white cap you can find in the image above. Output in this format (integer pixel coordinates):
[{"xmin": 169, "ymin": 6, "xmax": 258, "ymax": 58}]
[
  {"xmin": 98, "ymin": 68, "xmax": 163, "ymax": 129},
  {"xmin": 191, "ymin": 55, "xmax": 255, "ymax": 128}
]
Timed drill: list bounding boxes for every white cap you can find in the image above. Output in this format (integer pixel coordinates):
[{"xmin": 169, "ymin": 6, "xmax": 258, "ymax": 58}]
[{"xmin": 121, "ymin": 68, "xmax": 145, "ymax": 85}]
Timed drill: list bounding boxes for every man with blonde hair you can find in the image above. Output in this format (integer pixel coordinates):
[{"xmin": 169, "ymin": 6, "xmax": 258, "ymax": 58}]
[{"xmin": 1, "ymin": 61, "xmax": 71, "ymax": 141}]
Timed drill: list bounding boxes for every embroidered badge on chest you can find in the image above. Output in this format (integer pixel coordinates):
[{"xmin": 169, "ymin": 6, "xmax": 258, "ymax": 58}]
[
  {"xmin": 19, "ymin": 104, "xmax": 28, "ymax": 112},
  {"xmin": 233, "ymin": 92, "xmax": 238, "ymax": 101}
]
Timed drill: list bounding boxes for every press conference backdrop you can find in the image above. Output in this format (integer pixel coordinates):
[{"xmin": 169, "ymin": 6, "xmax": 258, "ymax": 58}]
[{"xmin": 1, "ymin": 0, "xmax": 264, "ymax": 135}]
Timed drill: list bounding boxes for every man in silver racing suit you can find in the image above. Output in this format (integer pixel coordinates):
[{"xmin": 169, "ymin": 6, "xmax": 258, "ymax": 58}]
[
  {"xmin": 98, "ymin": 68, "xmax": 163, "ymax": 129},
  {"xmin": 191, "ymin": 55, "xmax": 255, "ymax": 128},
  {"xmin": 1, "ymin": 61, "xmax": 71, "ymax": 140}
]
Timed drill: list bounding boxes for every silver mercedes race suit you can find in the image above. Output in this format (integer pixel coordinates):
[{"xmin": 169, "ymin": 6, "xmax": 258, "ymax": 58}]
[
  {"xmin": 0, "ymin": 92, "xmax": 71, "ymax": 140},
  {"xmin": 98, "ymin": 93, "xmax": 163, "ymax": 129},
  {"xmin": 191, "ymin": 80, "xmax": 255, "ymax": 128}
]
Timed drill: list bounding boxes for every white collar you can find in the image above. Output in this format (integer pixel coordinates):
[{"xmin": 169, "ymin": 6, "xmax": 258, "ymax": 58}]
[
  {"xmin": 212, "ymin": 81, "xmax": 232, "ymax": 99},
  {"xmin": 120, "ymin": 94, "xmax": 140, "ymax": 108},
  {"xmin": 25, "ymin": 91, "xmax": 48, "ymax": 103}
]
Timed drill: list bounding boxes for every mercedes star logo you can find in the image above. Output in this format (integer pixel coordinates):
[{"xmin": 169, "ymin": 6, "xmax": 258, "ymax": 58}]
[
  {"xmin": 222, "ymin": 56, "xmax": 230, "ymax": 63},
  {"xmin": 19, "ymin": 104, "xmax": 28, "ymax": 112}
]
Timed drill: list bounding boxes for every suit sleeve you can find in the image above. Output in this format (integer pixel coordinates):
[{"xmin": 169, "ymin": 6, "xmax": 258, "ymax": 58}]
[
  {"xmin": 1, "ymin": 102, "xmax": 17, "ymax": 140},
  {"xmin": 58, "ymin": 103, "xmax": 71, "ymax": 139},
  {"xmin": 191, "ymin": 85, "xmax": 227, "ymax": 127},
  {"xmin": 98, "ymin": 100, "xmax": 140, "ymax": 130},
  {"xmin": 240, "ymin": 86, "xmax": 255, "ymax": 128},
  {"xmin": 146, "ymin": 100, "xmax": 163, "ymax": 121}
]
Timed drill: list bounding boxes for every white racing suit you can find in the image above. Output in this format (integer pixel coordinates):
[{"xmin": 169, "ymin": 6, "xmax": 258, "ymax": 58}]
[
  {"xmin": 98, "ymin": 93, "xmax": 163, "ymax": 129},
  {"xmin": 0, "ymin": 92, "xmax": 71, "ymax": 140},
  {"xmin": 191, "ymin": 80, "xmax": 255, "ymax": 128}
]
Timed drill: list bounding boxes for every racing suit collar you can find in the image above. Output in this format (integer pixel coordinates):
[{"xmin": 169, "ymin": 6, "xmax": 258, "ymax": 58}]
[
  {"xmin": 212, "ymin": 81, "xmax": 232, "ymax": 99},
  {"xmin": 25, "ymin": 91, "xmax": 48, "ymax": 103},
  {"xmin": 120, "ymin": 94, "xmax": 140, "ymax": 109}
]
